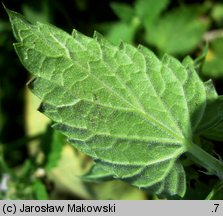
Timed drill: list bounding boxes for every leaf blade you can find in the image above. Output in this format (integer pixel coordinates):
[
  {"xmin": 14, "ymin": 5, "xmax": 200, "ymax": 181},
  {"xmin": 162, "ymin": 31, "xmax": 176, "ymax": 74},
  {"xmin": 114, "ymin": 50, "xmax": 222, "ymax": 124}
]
[{"xmin": 7, "ymin": 8, "xmax": 209, "ymax": 197}]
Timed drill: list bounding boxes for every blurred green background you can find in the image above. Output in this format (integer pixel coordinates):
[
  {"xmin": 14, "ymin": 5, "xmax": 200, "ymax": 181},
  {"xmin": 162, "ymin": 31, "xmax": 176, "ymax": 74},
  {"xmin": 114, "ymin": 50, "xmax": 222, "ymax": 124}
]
[{"xmin": 0, "ymin": 0, "xmax": 223, "ymax": 200}]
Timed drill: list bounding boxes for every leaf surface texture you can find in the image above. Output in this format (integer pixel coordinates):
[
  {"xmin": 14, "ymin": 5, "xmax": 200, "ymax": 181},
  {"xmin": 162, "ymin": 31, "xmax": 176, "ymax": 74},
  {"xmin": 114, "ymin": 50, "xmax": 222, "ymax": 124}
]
[{"xmin": 8, "ymin": 9, "xmax": 211, "ymax": 197}]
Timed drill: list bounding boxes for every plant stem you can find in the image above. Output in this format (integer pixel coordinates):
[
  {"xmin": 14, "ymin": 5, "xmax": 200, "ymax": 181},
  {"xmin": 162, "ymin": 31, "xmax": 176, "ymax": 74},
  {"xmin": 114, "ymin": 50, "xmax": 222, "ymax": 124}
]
[
  {"xmin": 205, "ymin": 180, "xmax": 223, "ymax": 200},
  {"xmin": 187, "ymin": 143, "xmax": 223, "ymax": 180}
]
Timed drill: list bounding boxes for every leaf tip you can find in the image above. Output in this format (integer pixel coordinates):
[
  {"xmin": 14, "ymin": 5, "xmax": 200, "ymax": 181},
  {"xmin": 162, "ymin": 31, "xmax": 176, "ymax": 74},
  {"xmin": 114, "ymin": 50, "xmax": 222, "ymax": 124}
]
[
  {"xmin": 3, "ymin": 5, "xmax": 16, "ymax": 22},
  {"xmin": 3, "ymin": 6, "xmax": 20, "ymax": 21},
  {"xmin": 93, "ymin": 31, "xmax": 112, "ymax": 47},
  {"xmin": 2, "ymin": 2, "xmax": 7, "ymax": 11},
  {"xmin": 4, "ymin": 7, "xmax": 32, "ymax": 42}
]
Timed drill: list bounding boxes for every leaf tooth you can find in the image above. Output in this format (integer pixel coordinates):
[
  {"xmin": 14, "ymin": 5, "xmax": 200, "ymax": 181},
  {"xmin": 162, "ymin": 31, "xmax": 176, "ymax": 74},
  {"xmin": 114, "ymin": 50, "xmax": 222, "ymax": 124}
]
[
  {"xmin": 69, "ymin": 138, "xmax": 97, "ymax": 158},
  {"xmin": 204, "ymin": 79, "xmax": 218, "ymax": 99},
  {"xmin": 52, "ymin": 123, "xmax": 93, "ymax": 141},
  {"xmin": 71, "ymin": 29, "xmax": 78, "ymax": 38},
  {"xmin": 137, "ymin": 44, "xmax": 143, "ymax": 49},
  {"xmin": 161, "ymin": 53, "xmax": 173, "ymax": 65},
  {"xmin": 118, "ymin": 41, "xmax": 125, "ymax": 50},
  {"xmin": 71, "ymin": 28, "xmax": 92, "ymax": 45},
  {"xmin": 93, "ymin": 31, "xmax": 114, "ymax": 49},
  {"xmin": 93, "ymin": 31, "xmax": 104, "ymax": 41},
  {"xmin": 182, "ymin": 55, "xmax": 194, "ymax": 67},
  {"xmin": 26, "ymin": 76, "xmax": 37, "ymax": 89},
  {"xmin": 8, "ymin": 9, "xmax": 204, "ymax": 197}
]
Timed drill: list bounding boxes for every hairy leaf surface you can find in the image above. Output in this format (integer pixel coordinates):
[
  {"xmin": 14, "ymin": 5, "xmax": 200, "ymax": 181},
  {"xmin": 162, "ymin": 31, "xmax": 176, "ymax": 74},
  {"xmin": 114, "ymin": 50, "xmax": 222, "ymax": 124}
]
[{"xmin": 7, "ymin": 9, "xmax": 210, "ymax": 197}]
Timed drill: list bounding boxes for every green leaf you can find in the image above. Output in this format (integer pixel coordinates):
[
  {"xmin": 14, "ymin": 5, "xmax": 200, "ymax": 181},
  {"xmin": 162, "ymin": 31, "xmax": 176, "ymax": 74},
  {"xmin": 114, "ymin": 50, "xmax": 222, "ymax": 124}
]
[
  {"xmin": 102, "ymin": 2, "xmax": 140, "ymax": 44},
  {"xmin": 146, "ymin": 6, "xmax": 209, "ymax": 55},
  {"xmin": 194, "ymin": 44, "xmax": 208, "ymax": 71},
  {"xmin": 7, "ymin": 8, "xmax": 220, "ymax": 197},
  {"xmin": 39, "ymin": 126, "xmax": 65, "ymax": 170},
  {"xmin": 195, "ymin": 80, "xmax": 223, "ymax": 141},
  {"xmin": 102, "ymin": 22, "xmax": 136, "ymax": 44},
  {"xmin": 110, "ymin": 2, "xmax": 135, "ymax": 23},
  {"xmin": 46, "ymin": 131, "xmax": 65, "ymax": 170},
  {"xmin": 205, "ymin": 180, "xmax": 223, "ymax": 200},
  {"xmin": 32, "ymin": 180, "xmax": 48, "ymax": 200},
  {"xmin": 135, "ymin": 0, "xmax": 169, "ymax": 27}
]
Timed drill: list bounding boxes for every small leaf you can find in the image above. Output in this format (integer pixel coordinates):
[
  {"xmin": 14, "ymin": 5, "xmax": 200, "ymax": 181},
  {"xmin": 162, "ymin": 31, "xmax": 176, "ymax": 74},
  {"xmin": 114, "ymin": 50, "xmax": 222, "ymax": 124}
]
[
  {"xmin": 7, "ymin": 8, "xmax": 212, "ymax": 197},
  {"xmin": 146, "ymin": 6, "xmax": 209, "ymax": 55},
  {"xmin": 110, "ymin": 2, "xmax": 135, "ymax": 23},
  {"xmin": 135, "ymin": 0, "xmax": 169, "ymax": 27}
]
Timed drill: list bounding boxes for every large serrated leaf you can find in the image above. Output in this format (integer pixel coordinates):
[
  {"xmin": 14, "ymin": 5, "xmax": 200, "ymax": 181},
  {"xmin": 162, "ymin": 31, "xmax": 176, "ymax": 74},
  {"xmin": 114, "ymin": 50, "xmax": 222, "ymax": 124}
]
[{"xmin": 7, "ymin": 9, "xmax": 210, "ymax": 197}]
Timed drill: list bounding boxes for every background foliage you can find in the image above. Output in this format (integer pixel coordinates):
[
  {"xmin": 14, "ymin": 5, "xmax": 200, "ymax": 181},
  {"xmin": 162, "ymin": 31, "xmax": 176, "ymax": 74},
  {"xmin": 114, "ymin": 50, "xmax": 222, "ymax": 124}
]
[{"xmin": 0, "ymin": 0, "xmax": 223, "ymax": 199}]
